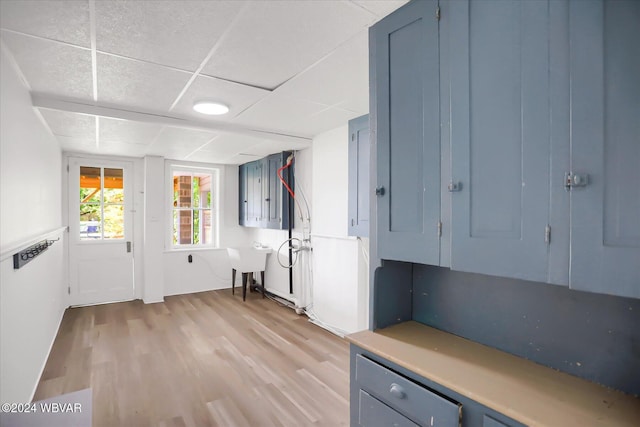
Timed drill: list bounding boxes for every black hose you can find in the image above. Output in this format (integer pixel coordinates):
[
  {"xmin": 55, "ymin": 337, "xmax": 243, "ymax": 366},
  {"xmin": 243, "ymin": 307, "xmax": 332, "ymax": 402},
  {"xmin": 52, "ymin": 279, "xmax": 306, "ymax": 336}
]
[{"xmin": 287, "ymin": 161, "xmax": 293, "ymax": 294}]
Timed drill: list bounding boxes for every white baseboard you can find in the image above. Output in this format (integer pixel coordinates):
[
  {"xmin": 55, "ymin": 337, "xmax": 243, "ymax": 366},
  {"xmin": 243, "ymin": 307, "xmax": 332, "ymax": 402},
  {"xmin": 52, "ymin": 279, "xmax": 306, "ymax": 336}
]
[{"xmin": 29, "ymin": 304, "xmax": 66, "ymax": 402}]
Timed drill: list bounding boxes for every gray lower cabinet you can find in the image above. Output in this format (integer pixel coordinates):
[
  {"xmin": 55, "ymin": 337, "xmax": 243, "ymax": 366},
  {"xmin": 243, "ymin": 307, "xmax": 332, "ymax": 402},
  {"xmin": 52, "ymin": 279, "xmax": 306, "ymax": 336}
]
[
  {"xmin": 351, "ymin": 345, "xmax": 525, "ymax": 427},
  {"xmin": 348, "ymin": 114, "xmax": 370, "ymax": 238},
  {"xmin": 372, "ymin": 0, "xmax": 441, "ymax": 265}
]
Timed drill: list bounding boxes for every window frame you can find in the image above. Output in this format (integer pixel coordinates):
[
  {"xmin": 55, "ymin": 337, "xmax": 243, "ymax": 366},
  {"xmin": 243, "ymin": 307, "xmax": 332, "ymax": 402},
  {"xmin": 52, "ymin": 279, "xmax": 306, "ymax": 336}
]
[{"xmin": 166, "ymin": 162, "xmax": 220, "ymax": 250}]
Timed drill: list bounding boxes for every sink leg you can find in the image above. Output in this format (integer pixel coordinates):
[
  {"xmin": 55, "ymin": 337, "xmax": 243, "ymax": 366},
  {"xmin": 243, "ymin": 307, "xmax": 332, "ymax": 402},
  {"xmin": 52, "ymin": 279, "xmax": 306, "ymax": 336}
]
[
  {"xmin": 242, "ymin": 272, "xmax": 248, "ymax": 301},
  {"xmin": 232, "ymin": 269, "xmax": 236, "ymax": 295},
  {"xmin": 261, "ymin": 271, "xmax": 265, "ymax": 298}
]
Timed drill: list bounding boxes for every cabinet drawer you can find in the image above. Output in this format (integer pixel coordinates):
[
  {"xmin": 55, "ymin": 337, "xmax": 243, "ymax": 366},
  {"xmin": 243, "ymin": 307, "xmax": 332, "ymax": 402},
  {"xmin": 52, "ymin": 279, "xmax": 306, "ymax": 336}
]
[
  {"xmin": 355, "ymin": 354, "xmax": 461, "ymax": 426},
  {"xmin": 359, "ymin": 389, "xmax": 418, "ymax": 427}
]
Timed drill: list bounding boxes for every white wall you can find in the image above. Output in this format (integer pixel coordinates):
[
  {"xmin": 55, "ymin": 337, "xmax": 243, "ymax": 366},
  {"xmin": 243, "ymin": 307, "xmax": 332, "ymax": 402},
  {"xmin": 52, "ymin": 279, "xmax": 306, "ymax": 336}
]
[
  {"xmin": 0, "ymin": 48, "xmax": 66, "ymax": 403},
  {"xmin": 310, "ymin": 125, "xmax": 369, "ymax": 334}
]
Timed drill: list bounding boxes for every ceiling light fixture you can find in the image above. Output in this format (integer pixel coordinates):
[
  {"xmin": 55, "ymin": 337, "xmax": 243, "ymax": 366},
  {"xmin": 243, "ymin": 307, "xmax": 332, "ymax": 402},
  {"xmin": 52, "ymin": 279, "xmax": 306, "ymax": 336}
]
[{"xmin": 193, "ymin": 100, "xmax": 229, "ymax": 115}]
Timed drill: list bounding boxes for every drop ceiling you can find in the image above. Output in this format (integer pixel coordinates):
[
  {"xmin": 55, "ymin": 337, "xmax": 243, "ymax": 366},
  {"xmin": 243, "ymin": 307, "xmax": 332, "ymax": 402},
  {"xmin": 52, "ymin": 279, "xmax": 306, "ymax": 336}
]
[{"xmin": 0, "ymin": 0, "xmax": 407, "ymax": 164}]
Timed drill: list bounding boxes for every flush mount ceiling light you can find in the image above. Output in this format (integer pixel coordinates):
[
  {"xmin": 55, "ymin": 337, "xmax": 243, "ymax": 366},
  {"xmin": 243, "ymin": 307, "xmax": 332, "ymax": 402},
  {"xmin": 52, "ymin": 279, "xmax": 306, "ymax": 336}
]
[{"xmin": 193, "ymin": 100, "xmax": 229, "ymax": 115}]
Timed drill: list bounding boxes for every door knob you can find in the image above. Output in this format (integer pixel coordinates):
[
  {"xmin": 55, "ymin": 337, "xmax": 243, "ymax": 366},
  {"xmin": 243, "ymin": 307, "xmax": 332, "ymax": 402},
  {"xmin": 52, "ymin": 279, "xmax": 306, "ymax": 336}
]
[{"xmin": 375, "ymin": 186, "xmax": 385, "ymax": 196}]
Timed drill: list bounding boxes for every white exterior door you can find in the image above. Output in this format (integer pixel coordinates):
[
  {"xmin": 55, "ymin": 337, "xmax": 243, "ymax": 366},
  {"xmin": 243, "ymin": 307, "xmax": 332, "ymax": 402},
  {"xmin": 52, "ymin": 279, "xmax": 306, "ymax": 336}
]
[{"xmin": 68, "ymin": 157, "xmax": 134, "ymax": 306}]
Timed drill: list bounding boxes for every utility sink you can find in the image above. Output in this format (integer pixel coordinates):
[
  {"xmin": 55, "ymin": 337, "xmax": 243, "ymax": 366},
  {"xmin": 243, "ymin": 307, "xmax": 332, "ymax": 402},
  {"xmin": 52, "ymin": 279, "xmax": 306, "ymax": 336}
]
[{"xmin": 227, "ymin": 246, "xmax": 272, "ymax": 273}]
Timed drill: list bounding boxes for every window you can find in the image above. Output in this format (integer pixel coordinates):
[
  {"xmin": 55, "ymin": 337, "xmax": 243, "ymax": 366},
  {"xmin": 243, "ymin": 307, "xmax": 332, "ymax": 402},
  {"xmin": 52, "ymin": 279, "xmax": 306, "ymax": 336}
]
[
  {"xmin": 170, "ymin": 166, "xmax": 218, "ymax": 248},
  {"xmin": 79, "ymin": 166, "xmax": 124, "ymax": 240}
]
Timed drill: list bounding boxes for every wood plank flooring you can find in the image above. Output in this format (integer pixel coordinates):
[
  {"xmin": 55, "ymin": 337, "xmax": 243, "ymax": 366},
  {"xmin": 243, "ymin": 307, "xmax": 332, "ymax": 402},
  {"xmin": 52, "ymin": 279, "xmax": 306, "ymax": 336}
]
[{"xmin": 34, "ymin": 289, "xmax": 350, "ymax": 427}]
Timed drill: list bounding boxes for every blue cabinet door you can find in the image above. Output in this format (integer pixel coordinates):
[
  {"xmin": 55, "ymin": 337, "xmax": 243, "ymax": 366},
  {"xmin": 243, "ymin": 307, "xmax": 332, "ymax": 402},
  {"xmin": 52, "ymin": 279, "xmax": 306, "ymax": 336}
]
[
  {"xmin": 568, "ymin": 0, "xmax": 640, "ymax": 298},
  {"xmin": 263, "ymin": 154, "xmax": 281, "ymax": 229},
  {"xmin": 450, "ymin": 0, "xmax": 552, "ymax": 282},
  {"xmin": 373, "ymin": 0, "xmax": 441, "ymax": 265},
  {"xmin": 238, "ymin": 163, "xmax": 248, "ymax": 226},
  {"xmin": 349, "ymin": 114, "xmax": 370, "ymax": 238},
  {"xmin": 246, "ymin": 160, "xmax": 263, "ymax": 227}
]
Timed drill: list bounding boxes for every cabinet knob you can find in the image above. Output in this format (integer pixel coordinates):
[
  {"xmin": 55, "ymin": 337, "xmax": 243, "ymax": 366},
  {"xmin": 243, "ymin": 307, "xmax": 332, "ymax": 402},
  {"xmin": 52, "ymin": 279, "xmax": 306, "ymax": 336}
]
[
  {"xmin": 389, "ymin": 383, "xmax": 405, "ymax": 399},
  {"xmin": 448, "ymin": 181, "xmax": 462, "ymax": 192},
  {"xmin": 265, "ymin": 198, "xmax": 270, "ymax": 202},
  {"xmin": 375, "ymin": 186, "xmax": 385, "ymax": 196}
]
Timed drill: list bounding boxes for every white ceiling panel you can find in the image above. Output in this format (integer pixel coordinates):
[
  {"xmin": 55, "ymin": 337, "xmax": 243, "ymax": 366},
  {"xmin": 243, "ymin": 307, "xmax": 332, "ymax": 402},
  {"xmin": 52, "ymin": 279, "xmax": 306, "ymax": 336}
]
[
  {"xmin": 99, "ymin": 118, "xmax": 162, "ymax": 146},
  {"xmin": 95, "ymin": 1, "xmax": 243, "ymax": 71},
  {"xmin": 56, "ymin": 136, "xmax": 99, "ymax": 152},
  {"xmin": 286, "ymin": 106, "xmax": 361, "ymax": 137},
  {"xmin": 0, "ymin": 0, "xmax": 90, "ymax": 47},
  {"xmin": 353, "ymin": 1, "xmax": 410, "ymax": 18},
  {"xmin": 98, "ymin": 141, "xmax": 150, "ymax": 158},
  {"xmin": 233, "ymin": 94, "xmax": 327, "ymax": 137},
  {"xmin": 38, "ymin": 109, "xmax": 95, "ymax": 139},
  {"xmin": 148, "ymin": 126, "xmax": 219, "ymax": 158},
  {"xmin": 1, "ymin": 31, "xmax": 93, "ymax": 98},
  {"xmin": 201, "ymin": 0, "xmax": 373, "ymax": 90},
  {"xmin": 197, "ymin": 133, "xmax": 262, "ymax": 154},
  {"xmin": 171, "ymin": 75, "xmax": 270, "ymax": 119},
  {"xmin": 275, "ymin": 31, "xmax": 369, "ymax": 114},
  {"xmin": 97, "ymin": 53, "xmax": 191, "ymax": 111}
]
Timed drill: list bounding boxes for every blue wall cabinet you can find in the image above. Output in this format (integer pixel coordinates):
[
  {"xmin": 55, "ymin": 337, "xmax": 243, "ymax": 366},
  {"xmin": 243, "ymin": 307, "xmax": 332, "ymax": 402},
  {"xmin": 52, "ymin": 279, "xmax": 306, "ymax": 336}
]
[
  {"xmin": 449, "ymin": 0, "xmax": 552, "ymax": 283},
  {"xmin": 372, "ymin": 0, "xmax": 441, "ymax": 265},
  {"xmin": 238, "ymin": 152, "xmax": 293, "ymax": 230},
  {"xmin": 566, "ymin": 0, "xmax": 640, "ymax": 298},
  {"xmin": 348, "ymin": 115, "xmax": 370, "ymax": 237}
]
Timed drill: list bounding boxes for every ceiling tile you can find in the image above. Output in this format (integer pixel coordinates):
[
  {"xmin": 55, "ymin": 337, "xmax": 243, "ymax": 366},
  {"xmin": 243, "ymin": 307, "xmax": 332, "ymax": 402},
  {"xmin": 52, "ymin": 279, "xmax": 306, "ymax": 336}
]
[
  {"xmin": 1, "ymin": 31, "xmax": 93, "ymax": 98},
  {"xmin": 275, "ymin": 31, "xmax": 369, "ymax": 114},
  {"xmin": 38, "ymin": 109, "xmax": 96, "ymax": 139},
  {"xmin": 171, "ymin": 75, "xmax": 270, "ymax": 119},
  {"xmin": 147, "ymin": 126, "xmax": 218, "ymax": 157},
  {"xmin": 56, "ymin": 136, "xmax": 99, "ymax": 154},
  {"xmin": 99, "ymin": 118, "xmax": 163, "ymax": 146},
  {"xmin": 97, "ymin": 53, "xmax": 191, "ymax": 111},
  {"xmin": 286, "ymin": 106, "xmax": 362, "ymax": 137},
  {"xmin": 95, "ymin": 1, "xmax": 243, "ymax": 71},
  {"xmin": 202, "ymin": 0, "xmax": 372, "ymax": 89},
  {"xmin": 98, "ymin": 141, "xmax": 150, "ymax": 158},
  {"xmin": 233, "ymin": 94, "xmax": 326, "ymax": 137},
  {"xmin": 0, "ymin": 0, "xmax": 90, "ymax": 47}
]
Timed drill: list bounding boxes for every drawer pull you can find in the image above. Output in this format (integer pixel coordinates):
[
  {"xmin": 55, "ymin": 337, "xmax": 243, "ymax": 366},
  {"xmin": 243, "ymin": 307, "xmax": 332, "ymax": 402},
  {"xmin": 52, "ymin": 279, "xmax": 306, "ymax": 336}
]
[{"xmin": 389, "ymin": 383, "xmax": 406, "ymax": 399}]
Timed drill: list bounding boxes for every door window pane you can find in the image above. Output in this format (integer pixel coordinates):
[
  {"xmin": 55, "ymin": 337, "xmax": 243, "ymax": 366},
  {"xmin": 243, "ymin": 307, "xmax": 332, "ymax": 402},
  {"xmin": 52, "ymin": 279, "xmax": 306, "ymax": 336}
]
[
  {"xmin": 79, "ymin": 166, "xmax": 124, "ymax": 240},
  {"xmin": 103, "ymin": 204, "xmax": 124, "ymax": 239}
]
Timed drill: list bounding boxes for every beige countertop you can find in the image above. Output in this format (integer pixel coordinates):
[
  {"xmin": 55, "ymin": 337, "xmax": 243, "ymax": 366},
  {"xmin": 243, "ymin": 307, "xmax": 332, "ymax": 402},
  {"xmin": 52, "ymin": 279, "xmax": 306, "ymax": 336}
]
[{"xmin": 347, "ymin": 321, "xmax": 640, "ymax": 427}]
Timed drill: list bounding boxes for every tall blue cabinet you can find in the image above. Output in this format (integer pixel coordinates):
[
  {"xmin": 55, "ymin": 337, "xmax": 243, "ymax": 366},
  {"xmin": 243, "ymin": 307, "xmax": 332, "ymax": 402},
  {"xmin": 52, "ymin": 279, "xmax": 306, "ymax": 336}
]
[{"xmin": 373, "ymin": 0, "xmax": 442, "ymax": 266}]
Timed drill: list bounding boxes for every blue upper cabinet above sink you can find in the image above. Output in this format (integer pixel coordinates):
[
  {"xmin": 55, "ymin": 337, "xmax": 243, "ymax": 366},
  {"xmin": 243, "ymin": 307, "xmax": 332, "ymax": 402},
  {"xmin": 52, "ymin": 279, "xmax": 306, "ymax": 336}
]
[{"xmin": 238, "ymin": 152, "xmax": 293, "ymax": 230}]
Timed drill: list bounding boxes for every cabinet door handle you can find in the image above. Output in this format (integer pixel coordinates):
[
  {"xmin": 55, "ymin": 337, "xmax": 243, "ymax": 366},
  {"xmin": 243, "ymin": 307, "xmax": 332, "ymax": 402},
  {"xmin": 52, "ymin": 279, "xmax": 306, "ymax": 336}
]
[
  {"xmin": 389, "ymin": 383, "xmax": 405, "ymax": 399},
  {"xmin": 375, "ymin": 186, "xmax": 385, "ymax": 196}
]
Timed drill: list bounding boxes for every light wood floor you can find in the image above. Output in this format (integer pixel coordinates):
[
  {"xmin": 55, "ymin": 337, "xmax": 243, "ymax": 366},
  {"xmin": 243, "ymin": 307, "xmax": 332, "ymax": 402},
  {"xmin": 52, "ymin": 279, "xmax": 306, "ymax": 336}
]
[{"xmin": 34, "ymin": 289, "xmax": 350, "ymax": 427}]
